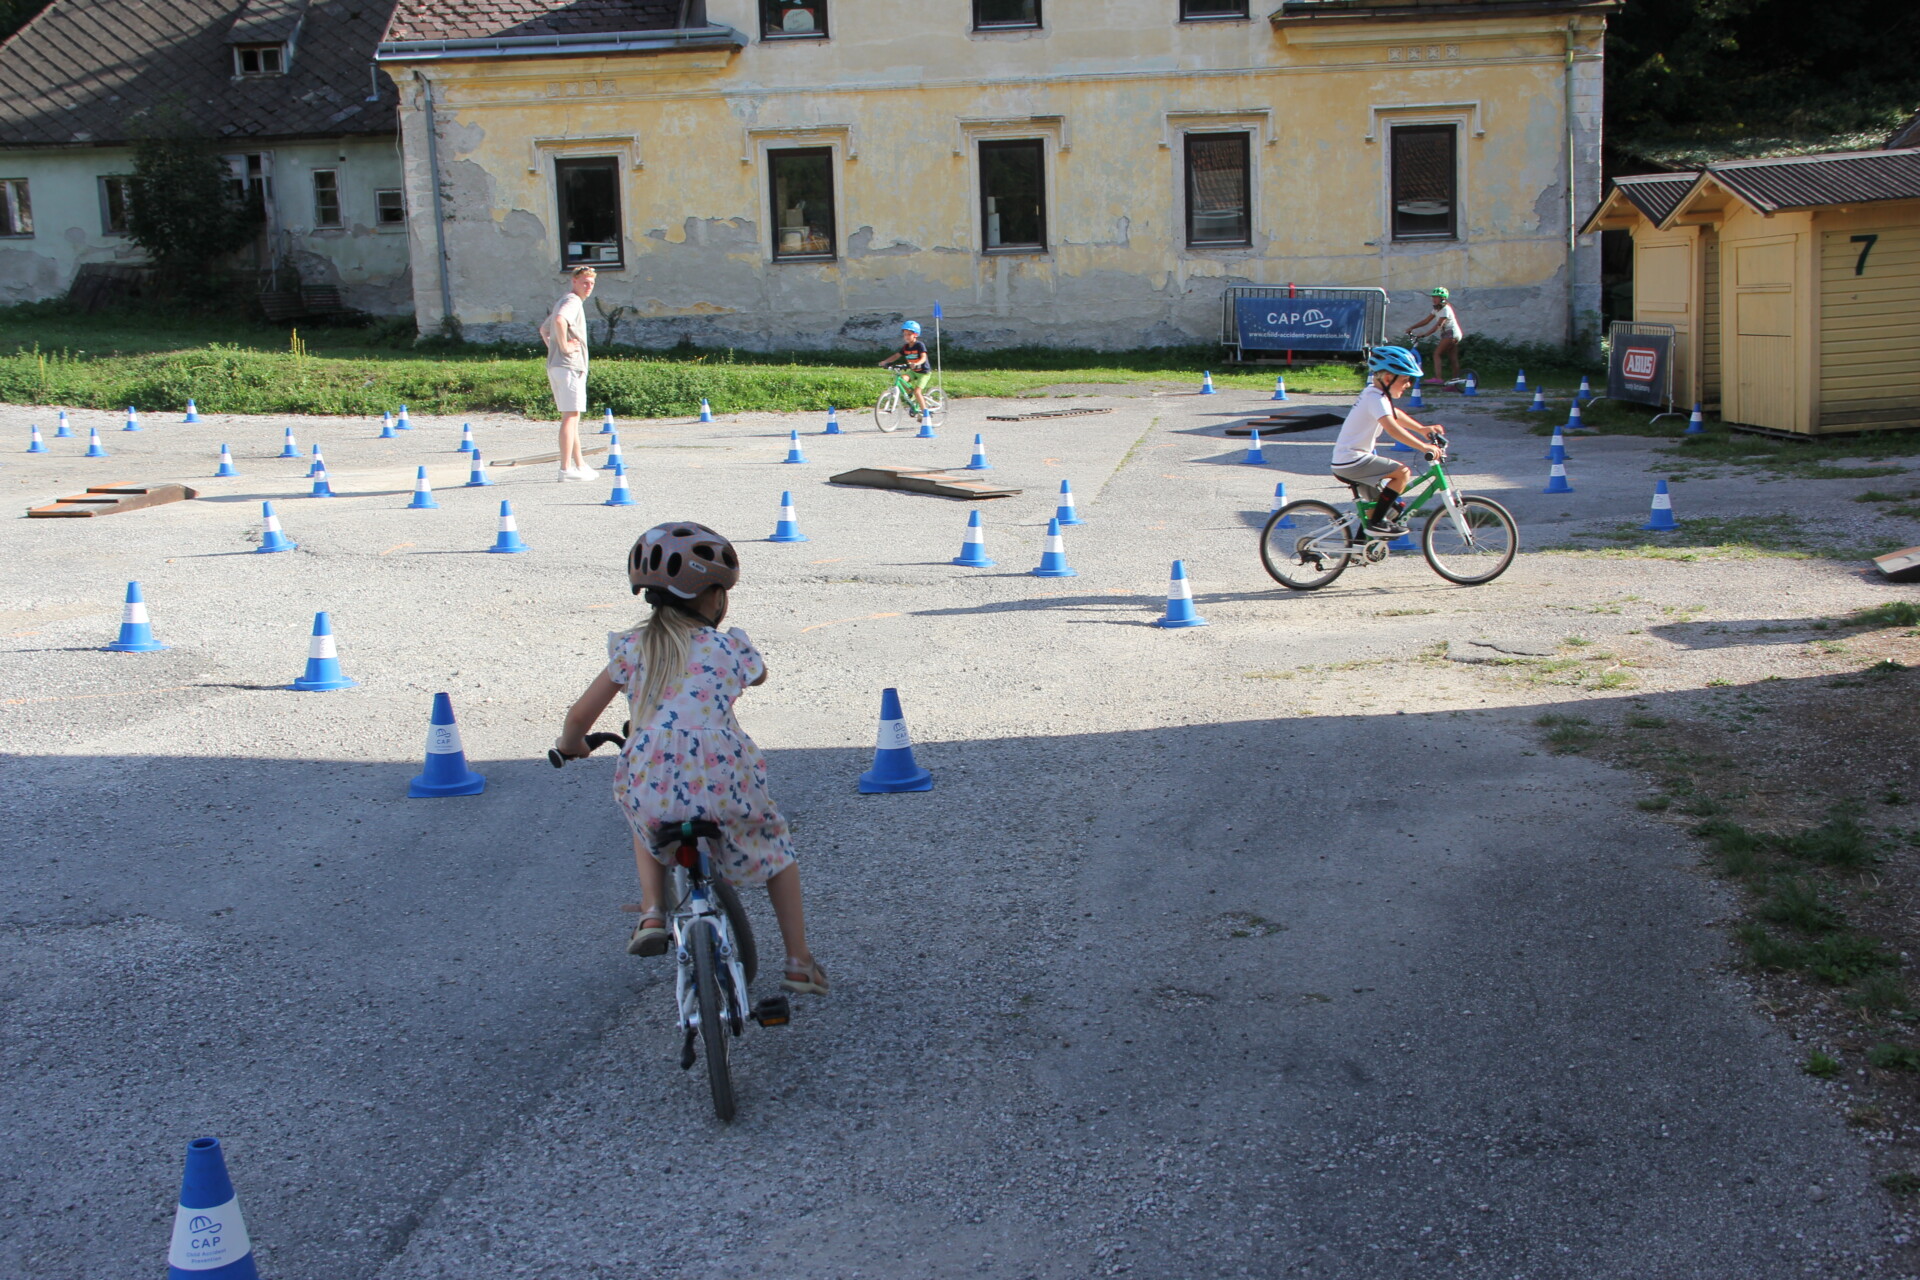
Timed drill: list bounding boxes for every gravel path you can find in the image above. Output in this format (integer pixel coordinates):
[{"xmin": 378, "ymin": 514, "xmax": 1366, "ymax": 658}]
[{"xmin": 3, "ymin": 388, "xmax": 1916, "ymax": 1277}]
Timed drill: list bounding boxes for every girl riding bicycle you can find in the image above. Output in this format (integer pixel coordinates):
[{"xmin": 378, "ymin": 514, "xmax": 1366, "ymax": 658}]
[{"xmin": 554, "ymin": 522, "xmax": 828, "ymax": 997}]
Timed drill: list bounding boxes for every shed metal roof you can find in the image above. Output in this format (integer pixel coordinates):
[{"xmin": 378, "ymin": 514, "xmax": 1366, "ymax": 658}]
[
  {"xmin": 1611, "ymin": 172, "xmax": 1697, "ymax": 226},
  {"xmin": 0, "ymin": 0, "xmax": 398, "ymax": 148},
  {"xmin": 1703, "ymin": 148, "xmax": 1920, "ymax": 212}
]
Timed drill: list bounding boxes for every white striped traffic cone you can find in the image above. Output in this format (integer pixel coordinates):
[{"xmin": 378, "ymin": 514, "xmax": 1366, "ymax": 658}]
[{"xmin": 1154, "ymin": 560, "xmax": 1208, "ymax": 628}]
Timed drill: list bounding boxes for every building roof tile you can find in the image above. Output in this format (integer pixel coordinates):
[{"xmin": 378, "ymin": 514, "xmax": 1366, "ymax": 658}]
[
  {"xmin": 384, "ymin": 0, "xmax": 680, "ymax": 43},
  {"xmin": 0, "ymin": 0, "xmax": 397, "ymax": 148}
]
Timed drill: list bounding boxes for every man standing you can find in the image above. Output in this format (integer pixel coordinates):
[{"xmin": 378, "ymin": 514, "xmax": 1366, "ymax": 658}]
[{"xmin": 539, "ymin": 266, "xmax": 596, "ymax": 481}]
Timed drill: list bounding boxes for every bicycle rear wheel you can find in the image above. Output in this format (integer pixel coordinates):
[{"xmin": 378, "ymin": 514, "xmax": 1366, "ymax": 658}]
[
  {"xmin": 1260, "ymin": 501, "xmax": 1353, "ymax": 590},
  {"xmin": 690, "ymin": 922, "xmax": 736, "ymax": 1122},
  {"xmin": 920, "ymin": 387, "xmax": 947, "ymax": 427},
  {"xmin": 1423, "ymin": 495, "xmax": 1518, "ymax": 585},
  {"xmin": 873, "ymin": 385, "xmax": 906, "ymax": 432}
]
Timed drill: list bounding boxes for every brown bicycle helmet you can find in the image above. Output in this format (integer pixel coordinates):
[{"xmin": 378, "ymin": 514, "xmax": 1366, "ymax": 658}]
[{"xmin": 627, "ymin": 521, "xmax": 740, "ymax": 598}]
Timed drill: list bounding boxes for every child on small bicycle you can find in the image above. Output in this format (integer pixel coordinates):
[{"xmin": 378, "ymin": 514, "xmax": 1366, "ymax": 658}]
[
  {"xmin": 554, "ymin": 522, "xmax": 827, "ymax": 997},
  {"xmin": 1404, "ymin": 287, "xmax": 1464, "ymax": 381},
  {"xmin": 1332, "ymin": 346, "xmax": 1446, "ymax": 538},
  {"xmin": 877, "ymin": 320, "xmax": 933, "ymax": 417}
]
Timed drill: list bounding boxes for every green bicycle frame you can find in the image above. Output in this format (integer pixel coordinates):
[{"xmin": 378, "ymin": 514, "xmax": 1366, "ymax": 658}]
[{"xmin": 1360, "ymin": 459, "xmax": 1450, "ymax": 524}]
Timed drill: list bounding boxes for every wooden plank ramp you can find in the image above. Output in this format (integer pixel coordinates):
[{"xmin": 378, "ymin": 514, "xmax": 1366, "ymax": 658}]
[
  {"xmin": 984, "ymin": 406, "xmax": 1114, "ymax": 422},
  {"xmin": 28, "ymin": 482, "xmax": 198, "ymax": 518},
  {"xmin": 829, "ymin": 466, "xmax": 1022, "ymax": 500},
  {"xmin": 1224, "ymin": 406, "xmax": 1346, "ymax": 436},
  {"xmin": 490, "ymin": 444, "xmax": 611, "ymax": 467}
]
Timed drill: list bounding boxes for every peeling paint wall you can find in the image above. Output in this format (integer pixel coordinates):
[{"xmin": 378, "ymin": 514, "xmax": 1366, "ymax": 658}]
[
  {"xmin": 0, "ymin": 138, "xmax": 413, "ymax": 312},
  {"xmin": 389, "ymin": 3, "xmax": 1608, "ymax": 350}
]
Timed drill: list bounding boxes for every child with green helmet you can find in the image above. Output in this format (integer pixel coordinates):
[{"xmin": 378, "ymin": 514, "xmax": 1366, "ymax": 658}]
[{"xmin": 1406, "ymin": 286, "xmax": 1464, "ymax": 381}]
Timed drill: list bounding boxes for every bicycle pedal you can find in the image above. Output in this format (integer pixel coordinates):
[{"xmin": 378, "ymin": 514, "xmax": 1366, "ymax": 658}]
[
  {"xmin": 679, "ymin": 1029, "xmax": 697, "ymax": 1070},
  {"xmin": 752, "ymin": 996, "xmax": 791, "ymax": 1028}
]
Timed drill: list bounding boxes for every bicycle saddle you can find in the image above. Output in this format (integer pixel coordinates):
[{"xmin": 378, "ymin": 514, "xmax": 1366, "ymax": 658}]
[{"xmin": 650, "ymin": 818, "xmax": 724, "ymax": 850}]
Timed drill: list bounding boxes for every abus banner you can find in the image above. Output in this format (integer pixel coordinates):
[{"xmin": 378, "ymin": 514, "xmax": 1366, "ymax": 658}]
[
  {"xmin": 1235, "ymin": 298, "xmax": 1368, "ymax": 352},
  {"xmin": 1608, "ymin": 332, "xmax": 1671, "ymax": 406}
]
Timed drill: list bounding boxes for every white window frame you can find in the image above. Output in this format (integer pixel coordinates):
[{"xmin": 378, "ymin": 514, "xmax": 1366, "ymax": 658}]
[
  {"xmin": 747, "ymin": 131, "xmax": 849, "ymax": 265},
  {"xmin": 233, "ymin": 43, "xmax": 285, "ymax": 77},
  {"xmin": 375, "ymin": 188, "xmax": 407, "ymax": 230},
  {"xmin": 98, "ymin": 174, "xmax": 133, "ymax": 236},
  {"xmin": 1372, "ymin": 106, "xmax": 1475, "ymax": 249},
  {"xmin": 310, "ymin": 168, "xmax": 342, "ymax": 229},
  {"xmin": 551, "ymin": 153, "xmax": 627, "ymax": 270},
  {"xmin": 1, "ymin": 178, "xmax": 32, "ymax": 237},
  {"xmin": 1178, "ymin": 128, "xmax": 1257, "ymax": 251},
  {"xmin": 956, "ymin": 118, "xmax": 1063, "ymax": 256}
]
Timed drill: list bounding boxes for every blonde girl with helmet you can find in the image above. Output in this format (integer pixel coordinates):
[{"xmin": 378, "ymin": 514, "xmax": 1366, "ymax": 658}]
[
  {"xmin": 554, "ymin": 521, "xmax": 827, "ymax": 996},
  {"xmin": 1406, "ymin": 286, "xmax": 1464, "ymax": 380}
]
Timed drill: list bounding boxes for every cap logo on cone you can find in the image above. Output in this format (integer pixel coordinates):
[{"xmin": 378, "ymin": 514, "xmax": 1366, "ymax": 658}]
[
  {"xmin": 168, "ymin": 1137, "xmax": 257, "ymax": 1279},
  {"xmin": 859, "ymin": 687, "xmax": 933, "ymax": 793},
  {"xmin": 410, "ymin": 692, "xmax": 486, "ymax": 797}
]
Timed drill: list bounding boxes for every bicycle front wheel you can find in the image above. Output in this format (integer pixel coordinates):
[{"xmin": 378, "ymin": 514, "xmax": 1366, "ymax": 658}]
[
  {"xmin": 873, "ymin": 386, "xmax": 906, "ymax": 432},
  {"xmin": 691, "ymin": 922, "xmax": 737, "ymax": 1122},
  {"xmin": 1423, "ymin": 495, "xmax": 1518, "ymax": 585},
  {"xmin": 1260, "ymin": 501, "xmax": 1353, "ymax": 590},
  {"xmin": 920, "ymin": 387, "xmax": 947, "ymax": 427}
]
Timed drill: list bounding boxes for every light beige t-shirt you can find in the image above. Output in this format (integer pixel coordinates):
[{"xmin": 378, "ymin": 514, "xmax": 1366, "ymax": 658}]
[{"xmin": 544, "ymin": 293, "xmax": 588, "ymax": 373}]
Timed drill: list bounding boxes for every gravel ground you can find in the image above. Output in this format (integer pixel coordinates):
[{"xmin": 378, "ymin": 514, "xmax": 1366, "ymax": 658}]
[{"xmin": 2, "ymin": 388, "xmax": 1918, "ymax": 1278}]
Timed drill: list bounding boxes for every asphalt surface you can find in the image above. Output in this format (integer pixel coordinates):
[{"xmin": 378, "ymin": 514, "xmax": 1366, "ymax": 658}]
[{"xmin": 2, "ymin": 387, "xmax": 1915, "ymax": 1277}]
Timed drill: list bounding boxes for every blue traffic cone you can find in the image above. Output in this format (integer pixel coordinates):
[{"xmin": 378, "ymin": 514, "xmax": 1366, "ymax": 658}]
[
  {"xmin": 308, "ymin": 464, "xmax": 334, "ymax": 498},
  {"xmin": 1462, "ymin": 372, "xmax": 1478, "ymax": 397},
  {"xmin": 1642, "ymin": 479, "xmax": 1679, "ymax": 531},
  {"xmin": 488, "ymin": 500, "xmax": 528, "ymax": 553},
  {"xmin": 769, "ymin": 491, "xmax": 808, "ymax": 543},
  {"xmin": 85, "ymin": 427, "xmax": 108, "ymax": 457},
  {"xmin": 599, "ymin": 407, "xmax": 615, "ymax": 435},
  {"xmin": 1685, "ymin": 403, "xmax": 1705, "ymax": 435},
  {"xmin": 104, "ymin": 581, "xmax": 167, "ymax": 652},
  {"xmin": 396, "ymin": 404, "xmax": 411, "ymax": 430},
  {"xmin": 602, "ymin": 434, "xmax": 623, "ymax": 470},
  {"xmin": 1055, "ymin": 479, "xmax": 1083, "ymax": 526},
  {"xmin": 1154, "ymin": 560, "xmax": 1209, "ymax": 628},
  {"xmin": 951, "ymin": 510, "xmax": 995, "ymax": 566},
  {"xmin": 183, "ymin": 399, "xmax": 200, "ymax": 424},
  {"xmin": 823, "ymin": 406, "xmax": 842, "ymax": 436},
  {"xmin": 1529, "ymin": 388, "xmax": 1547, "ymax": 412},
  {"xmin": 858, "ymin": 686, "xmax": 933, "ymax": 793},
  {"xmin": 1199, "ymin": 371, "xmax": 1216, "ymax": 395},
  {"xmin": 1244, "ymin": 430, "xmax": 1267, "ymax": 465},
  {"xmin": 1388, "ymin": 528, "xmax": 1418, "ymax": 552},
  {"xmin": 1407, "ymin": 381, "xmax": 1425, "ymax": 410},
  {"xmin": 378, "ymin": 412, "xmax": 396, "ymax": 439},
  {"xmin": 1543, "ymin": 458, "xmax": 1573, "ymax": 494},
  {"xmin": 1032, "ymin": 516, "xmax": 1077, "ymax": 577},
  {"xmin": 1577, "ymin": 376, "xmax": 1593, "ymax": 403},
  {"xmin": 699, "ymin": 398, "xmax": 714, "ymax": 423},
  {"xmin": 27, "ymin": 424, "xmax": 45, "ymax": 453},
  {"xmin": 1271, "ymin": 482, "xmax": 1295, "ymax": 528},
  {"xmin": 167, "ymin": 1136, "xmax": 258, "ymax": 1280},
  {"xmin": 1272, "ymin": 376, "xmax": 1288, "ymax": 402},
  {"xmin": 278, "ymin": 426, "xmax": 299, "ymax": 458},
  {"xmin": 1565, "ymin": 401, "xmax": 1587, "ymax": 432},
  {"xmin": 291, "ymin": 611, "xmax": 357, "ymax": 690},
  {"xmin": 1513, "ymin": 369, "xmax": 1526, "ymax": 393},
  {"xmin": 457, "ymin": 423, "xmax": 475, "ymax": 453},
  {"xmin": 215, "ymin": 444, "xmax": 237, "ymax": 477},
  {"xmin": 408, "ymin": 692, "xmax": 487, "ymax": 797},
  {"xmin": 965, "ymin": 434, "xmax": 991, "ymax": 470},
  {"xmin": 406, "ymin": 465, "xmax": 439, "ymax": 509},
  {"xmin": 604, "ymin": 462, "xmax": 635, "ymax": 506},
  {"xmin": 123, "ymin": 405, "xmax": 140, "ymax": 431},
  {"xmin": 1545, "ymin": 426, "xmax": 1571, "ymax": 462},
  {"xmin": 54, "ymin": 409, "xmax": 71, "ymax": 437},
  {"xmin": 915, "ymin": 412, "xmax": 937, "ymax": 439},
  {"xmin": 307, "ymin": 443, "xmax": 323, "ymax": 477},
  {"xmin": 782, "ymin": 430, "xmax": 808, "ymax": 464},
  {"xmin": 466, "ymin": 451, "xmax": 493, "ymax": 487},
  {"xmin": 257, "ymin": 501, "xmax": 295, "ymax": 553}
]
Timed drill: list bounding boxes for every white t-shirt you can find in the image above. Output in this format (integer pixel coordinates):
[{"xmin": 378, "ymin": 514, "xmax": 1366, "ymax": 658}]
[
  {"xmin": 1433, "ymin": 303, "xmax": 1463, "ymax": 339},
  {"xmin": 1332, "ymin": 385, "xmax": 1395, "ymax": 465}
]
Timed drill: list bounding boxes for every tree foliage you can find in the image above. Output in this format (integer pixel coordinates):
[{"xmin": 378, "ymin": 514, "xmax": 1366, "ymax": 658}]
[
  {"xmin": 1608, "ymin": 0, "xmax": 1920, "ymax": 154},
  {"xmin": 0, "ymin": 0, "xmax": 52, "ymax": 43},
  {"xmin": 126, "ymin": 117, "xmax": 262, "ymax": 279}
]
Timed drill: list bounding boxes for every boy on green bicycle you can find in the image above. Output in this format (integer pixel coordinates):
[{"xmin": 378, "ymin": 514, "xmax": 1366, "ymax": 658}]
[
  {"xmin": 878, "ymin": 321, "xmax": 933, "ymax": 417},
  {"xmin": 1332, "ymin": 345, "xmax": 1446, "ymax": 537}
]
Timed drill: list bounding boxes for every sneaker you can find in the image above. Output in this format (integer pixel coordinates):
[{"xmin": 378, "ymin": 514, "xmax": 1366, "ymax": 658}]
[
  {"xmin": 569, "ymin": 466, "xmax": 597, "ymax": 481},
  {"xmin": 1366, "ymin": 516, "xmax": 1410, "ymax": 538},
  {"xmin": 558, "ymin": 467, "xmax": 590, "ymax": 482}
]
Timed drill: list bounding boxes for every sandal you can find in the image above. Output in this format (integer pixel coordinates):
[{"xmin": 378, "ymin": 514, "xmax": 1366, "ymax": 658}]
[
  {"xmin": 781, "ymin": 956, "xmax": 829, "ymax": 996},
  {"xmin": 622, "ymin": 906, "xmax": 668, "ymax": 957}
]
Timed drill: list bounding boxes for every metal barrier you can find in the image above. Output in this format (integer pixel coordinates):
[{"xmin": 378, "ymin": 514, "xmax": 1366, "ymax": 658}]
[
  {"xmin": 1222, "ymin": 286, "xmax": 1389, "ymax": 361},
  {"xmin": 1606, "ymin": 320, "xmax": 1680, "ymax": 422}
]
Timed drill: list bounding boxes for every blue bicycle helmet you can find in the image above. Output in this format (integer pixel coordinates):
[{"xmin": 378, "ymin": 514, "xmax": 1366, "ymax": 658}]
[
  {"xmin": 900, "ymin": 321, "xmax": 922, "ymax": 335},
  {"xmin": 1368, "ymin": 345, "xmax": 1423, "ymax": 379}
]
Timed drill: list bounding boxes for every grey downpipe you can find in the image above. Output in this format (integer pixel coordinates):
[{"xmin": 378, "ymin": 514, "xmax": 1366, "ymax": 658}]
[
  {"xmin": 1564, "ymin": 22, "xmax": 1579, "ymax": 349},
  {"xmin": 422, "ymin": 76, "xmax": 456, "ymax": 335}
]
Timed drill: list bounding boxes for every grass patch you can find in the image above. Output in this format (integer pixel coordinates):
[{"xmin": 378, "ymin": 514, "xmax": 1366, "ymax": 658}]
[
  {"xmin": 1534, "ymin": 713, "xmax": 1602, "ymax": 754},
  {"xmin": 1756, "ymin": 877, "xmax": 1843, "ymax": 934},
  {"xmin": 0, "ymin": 302, "xmax": 1364, "ymax": 415},
  {"xmin": 1804, "ymin": 1050, "xmax": 1842, "ymax": 1078},
  {"xmin": 1558, "ymin": 512, "xmax": 1894, "ymax": 563},
  {"xmin": 1851, "ymin": 602, "xmax": 1920, "ymax": 629},
  {"xmin": 1868, "ymin": 1043, "xmax": 1920, "ymax": 1072},
  {"xmin": 1377, "ymin": 608, "xmax": 1437, "ymax": 617},
  {"xmin": 1883, "ymin": 1171, "xmax": 1920, "ymax": 1196}
]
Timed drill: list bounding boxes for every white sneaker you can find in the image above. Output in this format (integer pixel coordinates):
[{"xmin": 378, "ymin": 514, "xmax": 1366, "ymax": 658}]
[
  {"xmin": 558, "ymin": 467, "xmax": 589, "ymax": 482},
  {"xmin": 571, "ymin": 466, "xmax": 597, "ymax": 481}
]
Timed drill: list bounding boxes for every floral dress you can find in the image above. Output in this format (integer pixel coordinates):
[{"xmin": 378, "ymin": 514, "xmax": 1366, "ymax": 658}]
[{"xmin": 606, "ymin": 625, "xmax": 796, "ymax": 887}]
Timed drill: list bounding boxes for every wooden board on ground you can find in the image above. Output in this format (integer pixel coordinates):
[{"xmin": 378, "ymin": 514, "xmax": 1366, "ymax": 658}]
[
  {"xmin": 490, "ymin": 444, "xmax": 611, "ymax": 467},
  {"xmin": 1875, "ymin": 546, "xmax": 1920, "ymax": 583},
  {"xmin": 1225, "ymin": 406, "xmax": 1346, "ymax": 436},
  {"xmin": 983, "ymin": 407, "xmax": 1114, "ymax": 422},
  {"xmin": 27, "ymin": 482, "xmax": 198, "ymax": 518},
  {"xmin": 828, "ymin": 466, "xmax": 1022, "ymax": 500}
]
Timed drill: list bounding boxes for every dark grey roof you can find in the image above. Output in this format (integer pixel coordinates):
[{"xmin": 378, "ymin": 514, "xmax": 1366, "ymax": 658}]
[
  {"xmin": 1611, "ymin": 172, "xmax": 1698, "ymax": 225},
  {"xmin": 384, "ymin": 0, "xmax": 679, "ymax": 43},
  {"xmin": 1705, "ymin": 148, "xmax": 1920, "ymax": 212},
  {"xmin": 226, "ymin": 0, "xmax": 308, "ymax": 44},
  {"xmin": 1889, "ymin": 112, "xmax": 1920, "ymax": 151},
  {"xmin": 0, "ymin": 0, "xmax": 397, "ymax": 148}
]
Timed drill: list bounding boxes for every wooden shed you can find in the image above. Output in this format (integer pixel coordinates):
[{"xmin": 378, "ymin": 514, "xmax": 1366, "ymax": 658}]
[{"xmin": 1585, "ymin": 147, "xmax": 1920, "ymax": 435}]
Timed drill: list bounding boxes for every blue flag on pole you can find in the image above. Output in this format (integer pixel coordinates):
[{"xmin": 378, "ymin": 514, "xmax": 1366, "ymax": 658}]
[{"xmin": 932, "ymin": 301, "xmax": 942, "ymax": 318}]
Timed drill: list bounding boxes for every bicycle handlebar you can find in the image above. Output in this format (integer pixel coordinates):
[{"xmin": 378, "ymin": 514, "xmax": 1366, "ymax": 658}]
[{"xmin": 547, "ymin": 730, "xmax": 626, "ymax": 769}]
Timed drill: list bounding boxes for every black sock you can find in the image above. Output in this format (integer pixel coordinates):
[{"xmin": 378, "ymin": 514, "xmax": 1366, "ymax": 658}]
[{"xmin": 1373, "ymin": 494, "xmax": 1402, "ymax": 525}]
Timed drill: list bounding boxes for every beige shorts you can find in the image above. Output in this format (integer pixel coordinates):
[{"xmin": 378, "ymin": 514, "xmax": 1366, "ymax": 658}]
[{"xmin": 548, "ymin": 365, "xmax": 587, "ymax": 414}]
